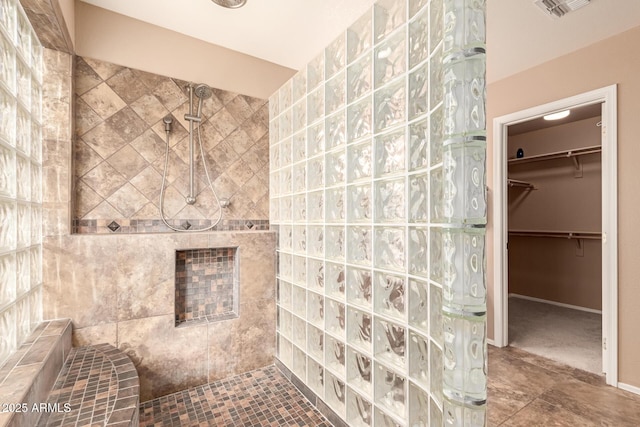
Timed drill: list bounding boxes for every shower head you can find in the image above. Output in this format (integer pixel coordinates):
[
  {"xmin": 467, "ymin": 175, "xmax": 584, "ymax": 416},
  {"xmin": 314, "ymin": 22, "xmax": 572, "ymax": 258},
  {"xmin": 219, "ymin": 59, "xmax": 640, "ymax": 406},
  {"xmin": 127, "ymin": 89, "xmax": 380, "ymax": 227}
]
[
  {"xmin": 194, "ymin": 84, "xmax": 213, "ymax": 100},
  {"xmin": 211, "ymin": 0, "xmax": 247, "ymax": 8}
]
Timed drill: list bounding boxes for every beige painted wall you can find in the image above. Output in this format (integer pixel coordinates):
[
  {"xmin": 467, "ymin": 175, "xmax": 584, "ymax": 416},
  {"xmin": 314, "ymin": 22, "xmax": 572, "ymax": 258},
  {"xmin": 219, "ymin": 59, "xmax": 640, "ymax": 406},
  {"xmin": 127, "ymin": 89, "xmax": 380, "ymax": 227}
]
[
  {"xmin": 487, "ymin": 25, "xmax": 640, "ymax": 387},
  {"xmin": 74, "ymin": 2, "xmax": 295, "ymax": 100},
  {"xmin": 57, "ymin": 0, "xmax": 74, "ymax": 48}
]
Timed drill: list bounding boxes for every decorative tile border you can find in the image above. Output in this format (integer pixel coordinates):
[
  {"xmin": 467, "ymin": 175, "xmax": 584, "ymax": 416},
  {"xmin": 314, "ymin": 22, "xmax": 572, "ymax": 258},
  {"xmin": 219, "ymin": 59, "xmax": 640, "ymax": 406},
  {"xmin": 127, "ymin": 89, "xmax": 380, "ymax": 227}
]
[{"xmin": 72, "ymin": 219, "xmax": 270, "ymax": 234}]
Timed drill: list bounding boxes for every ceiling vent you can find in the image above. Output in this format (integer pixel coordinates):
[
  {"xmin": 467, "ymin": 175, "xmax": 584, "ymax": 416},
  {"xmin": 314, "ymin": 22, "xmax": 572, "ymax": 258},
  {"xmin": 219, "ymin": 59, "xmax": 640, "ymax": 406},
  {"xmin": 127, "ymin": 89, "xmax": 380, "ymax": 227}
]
[{"xmin": 535, "ymin": 0, "xmax": 591, "ymax": 18}]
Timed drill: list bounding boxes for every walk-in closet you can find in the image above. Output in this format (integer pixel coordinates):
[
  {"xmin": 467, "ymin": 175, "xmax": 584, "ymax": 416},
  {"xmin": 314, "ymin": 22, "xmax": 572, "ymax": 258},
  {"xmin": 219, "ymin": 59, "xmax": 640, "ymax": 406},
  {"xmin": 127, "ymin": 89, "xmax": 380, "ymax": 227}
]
[{"xmin": 506, "ymin": 103, "xmax": 603, "ymax": 374}]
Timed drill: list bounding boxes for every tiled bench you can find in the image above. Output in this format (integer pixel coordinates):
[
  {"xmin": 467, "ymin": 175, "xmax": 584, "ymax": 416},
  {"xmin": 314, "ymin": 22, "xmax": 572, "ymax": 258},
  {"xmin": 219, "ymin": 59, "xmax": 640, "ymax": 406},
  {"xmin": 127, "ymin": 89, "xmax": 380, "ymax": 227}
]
[{"xmin": 0, "ymin": 320, "xmax": 140, "ymax": 427}]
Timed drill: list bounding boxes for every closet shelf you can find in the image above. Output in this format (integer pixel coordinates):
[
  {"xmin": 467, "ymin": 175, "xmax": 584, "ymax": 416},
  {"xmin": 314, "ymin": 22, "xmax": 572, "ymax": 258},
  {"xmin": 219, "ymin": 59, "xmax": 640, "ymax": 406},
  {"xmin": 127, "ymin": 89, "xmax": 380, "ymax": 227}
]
[
  {"xmin": 508, "ymin": 145, "xmax": 602, "ymax": 166},
  {"xmin": 507, "ymin": 179, "xmax": 535, "ymax": 189}
]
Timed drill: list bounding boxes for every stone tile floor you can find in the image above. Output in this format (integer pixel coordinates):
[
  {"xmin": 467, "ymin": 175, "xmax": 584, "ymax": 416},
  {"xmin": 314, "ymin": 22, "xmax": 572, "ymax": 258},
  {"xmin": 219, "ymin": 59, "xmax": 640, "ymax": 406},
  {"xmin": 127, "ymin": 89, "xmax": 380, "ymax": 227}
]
[
  {"xmin": 139, "ymin": 365, "xmax": 331, "ymax": 427},
  {"xmin": 489, "ymin": 345, "xmax": 640, "ymax": 426}
]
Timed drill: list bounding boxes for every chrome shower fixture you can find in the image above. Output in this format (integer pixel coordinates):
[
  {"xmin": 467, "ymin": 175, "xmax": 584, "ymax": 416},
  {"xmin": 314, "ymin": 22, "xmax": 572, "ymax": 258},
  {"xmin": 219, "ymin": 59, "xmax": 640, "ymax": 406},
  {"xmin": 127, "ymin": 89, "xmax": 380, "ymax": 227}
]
[
  {"xmin": 211, "ymin": 0, "xmax": 247, "ymax": 9},
  {"xmin": 194, "ymin": 84, "xmax": 213, "ymax": 100}
]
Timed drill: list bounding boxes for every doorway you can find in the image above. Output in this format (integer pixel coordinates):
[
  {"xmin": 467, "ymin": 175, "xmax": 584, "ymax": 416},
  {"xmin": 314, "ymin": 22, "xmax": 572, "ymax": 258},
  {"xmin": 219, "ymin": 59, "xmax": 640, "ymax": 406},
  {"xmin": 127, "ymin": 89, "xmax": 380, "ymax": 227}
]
[{"xmin": 492, "ymin": 85, "xmax": 618, "ymax": 386}]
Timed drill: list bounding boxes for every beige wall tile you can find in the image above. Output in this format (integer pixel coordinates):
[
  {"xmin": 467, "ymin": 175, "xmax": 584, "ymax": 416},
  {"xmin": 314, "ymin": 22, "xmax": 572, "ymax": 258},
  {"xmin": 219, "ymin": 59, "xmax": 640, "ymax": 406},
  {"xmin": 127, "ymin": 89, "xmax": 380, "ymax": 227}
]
[
  {"xmin": 106, "ymin": 68, "xmax": 148, "ymax": 104},
  {"xmin": 81, "ymin": 82, "xmax": 127, "ymax": 120},
  {"xmin": 106, "ymin": 183, "xmax": 148, "ymax": 218},
  {"xmin": 73, "ymin": 322, "xmax": 118, "ymax": 347}
]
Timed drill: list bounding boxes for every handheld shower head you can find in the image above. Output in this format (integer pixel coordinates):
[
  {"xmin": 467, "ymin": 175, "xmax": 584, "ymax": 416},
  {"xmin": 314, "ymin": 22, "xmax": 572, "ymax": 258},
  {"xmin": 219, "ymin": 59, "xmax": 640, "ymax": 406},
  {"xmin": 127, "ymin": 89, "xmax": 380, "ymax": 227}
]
[
  {"xmin": 194, "ymin": 84, "xmax": 213, "ymax": 100},
  {"xmin": 211, "ymin": 0, "xmax": 247, "ymax": 9}
]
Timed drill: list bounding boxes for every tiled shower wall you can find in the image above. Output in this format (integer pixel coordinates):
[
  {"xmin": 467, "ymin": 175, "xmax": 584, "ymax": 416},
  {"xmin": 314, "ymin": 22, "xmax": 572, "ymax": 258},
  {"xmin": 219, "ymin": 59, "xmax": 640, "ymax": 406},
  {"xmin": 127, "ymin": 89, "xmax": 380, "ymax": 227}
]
[
  {"xmin": 270, "ymin": 0, "xmax": 486, "ymax": 425},
  {"xmin": 0, "ymin": 0, "xmax": 43, "ymax": 368},
  {"xmin": 74, "ymin": 57, "xmax": 270, "ymax": 233}
]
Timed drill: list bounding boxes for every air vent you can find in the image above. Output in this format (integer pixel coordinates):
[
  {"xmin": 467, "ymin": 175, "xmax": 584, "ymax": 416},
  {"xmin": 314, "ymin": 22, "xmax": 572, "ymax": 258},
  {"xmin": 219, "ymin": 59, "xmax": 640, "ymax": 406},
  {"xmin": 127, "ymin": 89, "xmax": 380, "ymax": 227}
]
[{"xmin": 535, "ymin": 0, "xmax": 591, "ymax": 18}]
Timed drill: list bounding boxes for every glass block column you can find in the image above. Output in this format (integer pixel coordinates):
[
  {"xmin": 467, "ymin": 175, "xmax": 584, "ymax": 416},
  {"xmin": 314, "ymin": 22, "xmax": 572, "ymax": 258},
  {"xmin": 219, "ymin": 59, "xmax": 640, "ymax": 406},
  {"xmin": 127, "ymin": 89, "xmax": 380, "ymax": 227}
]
[
  {"xmin": 0, "ymin": 0, "xmax": 44, "ymax": 368},
  {"xmin": 270, "ymin": 0, "xmax": 486, "ymax": 425}
]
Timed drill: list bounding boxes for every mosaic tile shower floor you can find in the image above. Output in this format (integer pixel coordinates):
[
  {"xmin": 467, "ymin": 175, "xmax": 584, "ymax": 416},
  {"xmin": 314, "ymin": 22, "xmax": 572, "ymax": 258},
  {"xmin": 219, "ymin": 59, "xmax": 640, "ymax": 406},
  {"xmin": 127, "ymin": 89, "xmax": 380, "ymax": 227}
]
[{"xmin": 139, "ymin": 366, "xmax": 332, "ymax": 427}]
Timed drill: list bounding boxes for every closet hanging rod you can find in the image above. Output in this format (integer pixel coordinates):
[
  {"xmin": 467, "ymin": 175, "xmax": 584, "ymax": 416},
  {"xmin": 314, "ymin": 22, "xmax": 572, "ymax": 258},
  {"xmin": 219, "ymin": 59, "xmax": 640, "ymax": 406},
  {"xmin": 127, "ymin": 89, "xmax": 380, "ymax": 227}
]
[
  {"xmin": 508, "ymin": 230, "xmax": 602, "ymax": 240},
  {"xmin": 508, "ymin": 145, "xmax": 602, "ymax": 165}
]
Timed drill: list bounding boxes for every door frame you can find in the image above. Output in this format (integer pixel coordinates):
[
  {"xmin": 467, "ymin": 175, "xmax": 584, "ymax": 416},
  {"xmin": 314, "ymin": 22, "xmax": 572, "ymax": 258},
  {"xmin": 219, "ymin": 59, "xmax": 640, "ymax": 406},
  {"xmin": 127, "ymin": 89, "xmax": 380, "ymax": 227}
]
[{"xmin": 492, "ymin": 85, "xmax": 618, "ymax": 386}]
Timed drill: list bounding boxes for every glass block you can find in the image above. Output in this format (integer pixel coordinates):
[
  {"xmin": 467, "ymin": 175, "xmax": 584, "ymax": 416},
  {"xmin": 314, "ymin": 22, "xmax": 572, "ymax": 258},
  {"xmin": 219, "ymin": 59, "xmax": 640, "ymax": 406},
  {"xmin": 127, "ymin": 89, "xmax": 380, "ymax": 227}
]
[
  {"xmin": 15, "ymin": 154, "xmax": 28, "ymax": 200},
  {"xmin": 307, "ymin": 121, "xmax": 325, "ymax": 157},
  {"xmin": 430, "ymin": 0, "xmax": 444, "ymax": 54},
  {"xmin": 269, "ymin": 118, "xmax": 279, "ymax": 147},
  {"xmin": 31, "ymin": 44, "xmax": 42, "ymax": 84},
  {"xmin": 374, "ymin": 408, "xmax": 403, "ymax": 427},
  {"xmin": 409, "ymin": 331, "xmax": 429, "ymax": 388},
  {"xmin": 293, "ymin": 163, "xmax": 306, "ymax": 193},
  {"xmin": 429, "ymin": 108, "xmax": 443, "ymax": 164},
  {"xmin": 280, "ymin": 252, "xmax": 292, "ymax": 281},
  {"xmin": 348, "ymin": 140, "xmax": 373, "ymax": 182},
  {"xmin": 307, "ymin": 86, "xmax": 325, "ymax": 126},
  {"xmin": 374, "ymin": 227, "xmax": 405, "ymax": 272},
  {"xmin": 347, "ymin": 388, "xmax": 372, "ymax": 427},
  {"xmin": 0, "ymin": 199, "xmax": 16, "ymax": 252},
  {"xmin": 347, "ymin": 226, "xmax": 372, "ymax": 265},
  {"xmin": 348, "ymin": 96, "xmax": 373, "ymax": 142},
  {"xmin": 408, "ymin": 278, "xmax": 428, "ymax": 334},
  {"xmin": 269, "ymin": 92, "xmax": 279, "ymax": 119},
  {"xmin": 0, "ymin": 0, "xmax": 16, "ymax": 42},
  {"xmin": 269, "ymin": 198, "xmax": 279, "ymax": 221},
  {"xmin": 293, "ymin": 194, "xmax": 305, "ymax": 222},
  {"xmin": 16, "ymin": 58, "xmax": 29, "ymax": 110},
  {"xmin": 31, "ymin": 79, "xmax": 41, "ymax": 123},
  {"xmin": 292, "ymin": 68, "xmax": 307, "ymax": 103},
  {"xmin": 430, "ymin": 340, "xmax": 443, "ymax": 405},
  {"xmin": 280, "ymin": 111, "xmax": 293, "ymax": 146},
  {"xmin": 292, "ymin": 224, "xmax": 306, "ymax": 253},
  {"xmin": 308, "ymin": 357, "xmax": 325, "ymax": 399},
  {"xmin": 29, "ymin": 246, "xmax": 40, "ymax": 287},
  {"xmin": 307, "ymin": 191, "xmax": 324, "ymax": 222},
  {"xmin": 16, "ymin": 106, "xmax": 29, "ymax": 155},
  {"xmin": 374, "ymin": 272, "xmax": 405, "ymax": 321},
  {"xmin": 307, "ymin": 51, "xmax": 325, "ymax": 93},
  {"xmin": 374, "ymin": 30, "xmax": 405, "ymax": 89},
  {"xmin": 0, "ymin": 306, "xmax": 16, "ymax": 367},
  {"xmin": 0, "ymin": 253, "xmax": 16, "ymax": 308},
  {"xmin": 326, "ymin": 262, "xmax": 345, "ymax": 300},
  {"xmin": 0, "ymin": 33, "xmax": 15, "ymax": 93},
  {"xmin": 278, "ymin": 280, "xmax": 292, "ymax": 309},
  {"xmin": 443, "ymin": 0, "xmax": 485, "ymax": 56},
  {"xmin": 29, "ymin": 285, "xmax": 41, "ymax": 327},
  {"xmin": 307, "ymin": 156, "xmax": 324, "ymax": 190},
  {"xmin": 308, "ymin": 324, "xmax": 324, "ymax": 361},
  {"xmin": 293, "ymin": 345, "xmax": 306, "ymax": 381},
  {"xmin": 0, "ymin": 87, "xmax": 16, "ymax": 143},
  {"xmin": 279, "ymin": 79, "xmax": 292, "ymax": 113},
  {"xmin": 279, "ymin": 225, "xmax": 292, "ymax": 251},
  {"xmin": 292, "ymin": 100, "xmax": 306, "ymax": 134},
  {"xmin": 347, "ymin": 267, "xmax": 372, "ymax": 309},
  {"xmin": 347, "ymin": 54, "xmax": 372, "ymax": 104},
  {"xmin": 374, "ymin": 0, "xmax": 406, "ymax": 42},
  {"xmin": 17, "ymin": 203, "xmax": 31, "ymax": 248},
  {"xmin": 292, "ymin": 256, "xmax": 307, "ymax": 288},
  {"xmin": 0, "ymin": 144, "xmax": 15, "ymax": 197},
  {"xmin": 292, "ymin": 311, "xmax": 306, "ymax": 348},
  {"xmin": 409, "ymin": 174, "xmax": 428, "ymax": 223},
  {"xmin": 443, "ymin": 311, "xmax": 486, "ymax": 401},
  {"xmin": 30, "ymin": 122, "xmax": 41, "ymax": 164},
  {"xmin": 374, "ymin": 362, "xmax": 406, "ymax": 418},
  {"xmin": 326, "ymin": 110, "xmax": 346, "ymax": 149},
  {"xmin": 375, "ymin": 128, "xmax": 405, "ymax": 177},
  {"xmin": 374, "ymin": 79, "xmax": 405, "ymax": 133},
  {"xmin": 16, "ymin": 11, "xmax": 30, "ymax": 60},
  {"xmin": 347, "ymin": 307, "xmax": 372, "ymax": 354},
  {"xmin": 326, "ymin": 226, "xmax": 345, "ymax": 260},
  {"xmin": 307, "ymin": 291, "xmax": 324, "ymax": 328},
  {"xmin": 308, "ymin": 225, "xmax": 324, "ymax": 257},
  {"xmin": 441, "ymin": 227, "xmax": 485, "ymax": 311},
  {"xmin": 325, "ymin": 371, "xmax": 346, "ymax": 416},
  {"xmin": 431, "ymin": 283, "xmax": 444, "ymax": 346},
  {"xmin": 278, "ymin": 335, "xmax": 293, "ymax": 368},
  {"xmin": 430, "ymin": 46, "xmax": 444, "ymax": 110},
  {"xmin": 409, "ymin": 62, "xmax": 428, "ymax": 120},
  {"xmin": 270, "ymin": 144, "xmax": 280, "ymax": 170},
  {"xmin": 326, "ymin": 33, "xmax": 346, "ymax": 79},
  {"xmin": 292, "ymin": 130, "xmax": 306, "ymax": 163},
  {"xmin": 15, "ymin": 248, "xmax": 28, "ymax": 296},
  {"xmin": 409, "ymin": 7, "xmax": 429, "ymax": 69},
  {"xmin": 325, "ymin": 335, "xmax": 346, "ymax": 377},
  {"xmin": 409, "ymin": 117, "xmax": 428, "ymax": 171},
  {"xmin": 430, "ymin": 165, "xmax": 444, "ymax": 222},
  {"xmin": 374, "ymin": 318, "xmax": 405, "ymax": 369},
  {"xmin": 307, "ymin": 258, "xmax": 324, "ymax": 292},
  {"xmin": 326, "ymin": 149, "xmax": 346, "ymax": 186},
  {"xmin": 326, "ymin": 72, "xmax": 345, "ymax": 116},
  {"xmin": 408, "ymin": 227, "xmax": 428, "ymax": 277},
  {"xmin": 279, "ymin": 167, "xmax": 292, "ymax": 196},
  {"xmin": 408, "ymin": 382, "xmax": 429, "ymax": 426},
  {"xmin": 347, "ymin": 9, "xmax": 372, "ymax": 64},
  {"xmin": 443, "ymin": 397, "xmax": 486, "ymax": 427},
  {"xmin": 409, "ymin": 0, "xmax": 428, "ymax": 19},
  {"xmin": 279, "ymin": 308, "xmax": 292, "ymax": 340},
  {"xmin": 29, "ymin": 206, "xmax": 41, "ymax": 246},
  {"xmin": 347, "ymin": 183, "xmax": 372, "ymax": 223},
  {"xmin": 347, "ymin": 347, "xmax": 373, "ymax": 397},
  {"xmin": 443, "ymin": 57, "xmax": 486, "ymax": 141},
  {"xmin": 326, "ymin": 298, "xmax": 346, "ymax": 338},
  {"xmin": 326, "ymin": 188, "xmax": 345, "ymax": 223},
  {"xmin": 375, "ymin": 179, "xmax": 405, "ymax": 222}
]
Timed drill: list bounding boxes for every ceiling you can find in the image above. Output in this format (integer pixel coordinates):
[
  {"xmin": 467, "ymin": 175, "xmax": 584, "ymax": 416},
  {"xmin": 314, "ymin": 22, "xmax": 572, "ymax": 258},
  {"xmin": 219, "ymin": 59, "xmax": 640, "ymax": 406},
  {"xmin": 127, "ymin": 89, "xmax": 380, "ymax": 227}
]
[
  {"xmin": 79, "ymin": 0, "xmax": 640, "ymax": 81},
  {"xmin": 508, "ymin": 102, "xmax": 601, "ymax": 136}
]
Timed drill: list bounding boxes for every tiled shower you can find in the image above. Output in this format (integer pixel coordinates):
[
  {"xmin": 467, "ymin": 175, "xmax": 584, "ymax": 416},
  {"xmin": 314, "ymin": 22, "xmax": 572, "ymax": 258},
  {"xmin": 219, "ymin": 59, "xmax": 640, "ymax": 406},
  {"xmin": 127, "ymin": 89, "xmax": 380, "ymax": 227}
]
[
  {"xmin": 0, "ymin": 0, "xmax": 43, "ymax": 367},
  {"xmin": 270, "ymin": 0, "xmax": 486, "ymax": 425}
]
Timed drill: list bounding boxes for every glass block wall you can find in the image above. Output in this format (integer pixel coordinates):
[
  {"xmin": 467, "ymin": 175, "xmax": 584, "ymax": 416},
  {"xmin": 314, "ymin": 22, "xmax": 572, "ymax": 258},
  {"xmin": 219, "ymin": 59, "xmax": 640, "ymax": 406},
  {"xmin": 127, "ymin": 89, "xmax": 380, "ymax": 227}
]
[
  {"xmin": 0, "ymin": 0, "xmax": 44, "ymax": 367},
  {"xmin": 270, "ymin": 0, "xmax": 486, "ymax": 425}
]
